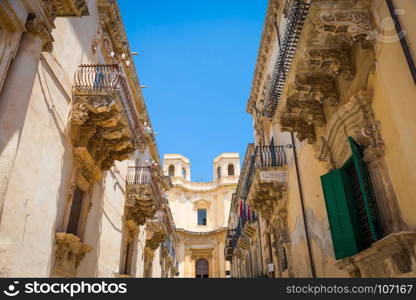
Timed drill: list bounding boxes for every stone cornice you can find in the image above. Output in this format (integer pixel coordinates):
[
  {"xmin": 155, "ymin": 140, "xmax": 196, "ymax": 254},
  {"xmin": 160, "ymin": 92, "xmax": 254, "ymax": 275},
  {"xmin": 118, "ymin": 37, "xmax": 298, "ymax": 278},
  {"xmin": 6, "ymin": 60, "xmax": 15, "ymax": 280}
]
[
  {"xmin": 247, "ymin": 0, "xmax": 280, "ymax": 116},
  {"xmin": 97, "ymin": 0, "xmax": 161, "ymax": 166},
  {"xmin": 170, "ymin": 177, "xmax": 237, "ymax": 193},
  {"xmin": 176, "ymin": 227, "xmax": 227, "ymax": 237}
]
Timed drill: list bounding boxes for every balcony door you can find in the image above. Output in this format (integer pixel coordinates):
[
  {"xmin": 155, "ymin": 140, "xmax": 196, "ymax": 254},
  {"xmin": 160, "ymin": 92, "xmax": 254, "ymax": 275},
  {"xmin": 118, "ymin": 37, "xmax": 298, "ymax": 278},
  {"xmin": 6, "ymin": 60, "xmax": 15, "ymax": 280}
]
[{"xmin": 195, "ymin": 259, "xmax": 209, "ymax": 278}]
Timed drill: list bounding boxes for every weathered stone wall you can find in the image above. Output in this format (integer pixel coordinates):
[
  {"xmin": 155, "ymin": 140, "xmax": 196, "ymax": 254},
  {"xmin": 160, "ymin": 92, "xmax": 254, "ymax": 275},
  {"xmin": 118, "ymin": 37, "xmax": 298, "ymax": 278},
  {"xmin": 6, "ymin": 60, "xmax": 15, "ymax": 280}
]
[{"xmin": 0, "ymin": 0, "xmax": 167, "ymax": 278}]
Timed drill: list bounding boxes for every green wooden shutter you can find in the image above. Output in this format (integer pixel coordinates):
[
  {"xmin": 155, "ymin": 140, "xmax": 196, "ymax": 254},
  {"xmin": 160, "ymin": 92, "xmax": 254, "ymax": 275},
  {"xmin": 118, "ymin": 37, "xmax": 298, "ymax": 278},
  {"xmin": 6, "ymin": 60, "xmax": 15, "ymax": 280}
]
[
  {"xmin": 320, "ymin": 168, "xmax": 367, "ymax": 259},
  {"xmin": 348, "ymin": 137, "xmax": 383, "ymax": 241}
]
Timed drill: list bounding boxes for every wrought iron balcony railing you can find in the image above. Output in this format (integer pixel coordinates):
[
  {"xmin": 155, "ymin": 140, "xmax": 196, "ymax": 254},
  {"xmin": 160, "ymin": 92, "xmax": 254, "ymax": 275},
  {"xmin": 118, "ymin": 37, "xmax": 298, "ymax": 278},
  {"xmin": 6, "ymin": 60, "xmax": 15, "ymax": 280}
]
[
  {"xmin": 126, "ymin": 166, "xmax": 153, "ymax": 186},
  {"xmin": 263, "ymin": 0, "xmax": 310, "ymax": 118},
  {"xmin": 246, "ymin": 146, "xmax": 287, "ymax": 195},
  {"xmin": 74, "ymin": 64, "xmax": 144, "ymax": 148}
]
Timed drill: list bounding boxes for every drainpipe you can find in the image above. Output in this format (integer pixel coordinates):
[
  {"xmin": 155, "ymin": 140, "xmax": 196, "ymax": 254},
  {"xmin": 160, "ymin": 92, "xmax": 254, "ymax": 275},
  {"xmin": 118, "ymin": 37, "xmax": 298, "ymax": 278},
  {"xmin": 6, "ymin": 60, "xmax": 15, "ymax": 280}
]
[
  {"xmin": 289, "ymin": 132, "xmax": 316, "ymax": 278},
  {"xmin": 386, "ymin": 0, "xmax": 416, "ymax": 84}
]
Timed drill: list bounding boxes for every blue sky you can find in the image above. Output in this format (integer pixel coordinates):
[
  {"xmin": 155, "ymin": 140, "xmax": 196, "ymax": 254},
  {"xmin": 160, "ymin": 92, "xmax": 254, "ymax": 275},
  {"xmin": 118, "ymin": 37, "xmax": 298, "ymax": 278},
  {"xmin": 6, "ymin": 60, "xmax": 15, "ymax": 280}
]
[{"xmin": 119, "ymin": 0, "xmax": 267, "ymax": 182}]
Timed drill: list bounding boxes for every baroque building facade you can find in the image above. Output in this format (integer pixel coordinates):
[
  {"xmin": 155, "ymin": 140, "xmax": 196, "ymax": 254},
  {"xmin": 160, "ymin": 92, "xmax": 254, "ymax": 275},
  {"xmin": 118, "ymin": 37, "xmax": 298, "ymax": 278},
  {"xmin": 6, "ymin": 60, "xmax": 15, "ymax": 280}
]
[
  {"xmin": 163, "ymin": 153, "xmax": 239, "ymax": 278},
  {"xmin": 0, "ymin": 0, "xmax": 178, "ymax": 278},
  {"xmin": 226, "ymin": 0, "xmax": 416, "ymax": 278}
]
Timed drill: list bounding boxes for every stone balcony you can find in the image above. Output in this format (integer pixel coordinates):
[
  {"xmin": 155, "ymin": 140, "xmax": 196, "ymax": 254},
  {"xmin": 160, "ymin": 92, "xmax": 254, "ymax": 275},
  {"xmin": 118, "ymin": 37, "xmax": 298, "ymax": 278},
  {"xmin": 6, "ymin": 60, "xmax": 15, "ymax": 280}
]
[
  {"xmin": 246, "ymin": 146, "xmax": 288, "ymax": 219},
  {"xmin": 125, "ymin": 166, "xmax": 159, "ymax": 227},
  {"xmin": 257, "ymin": 0, "xmax": 376, "ymax": 145},
  {"xmin": 52, "ymin": 233, "xmax": 91, "ymax": 277},
  {"xmin": 145, "ymin": 213, "xmax": 166, "ymax": 251},
  {"xmin": 70, "ymin": 64, "xmax": 145, "ymax": 189},
  {"xmin": 52, "ymin": 0, "xmax": 89, "ymax": 17}
]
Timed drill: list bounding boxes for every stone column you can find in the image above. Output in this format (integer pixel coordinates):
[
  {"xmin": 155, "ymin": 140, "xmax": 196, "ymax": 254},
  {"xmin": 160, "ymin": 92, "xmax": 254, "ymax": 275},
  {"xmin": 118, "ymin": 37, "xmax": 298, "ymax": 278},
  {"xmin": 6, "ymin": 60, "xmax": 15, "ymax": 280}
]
[
  {"xmin": 184, "ymin": 250, "xmax": 191, "ymax": 277},
  {"xmin": 0, "ymin": 19, "xmax": 50, "ymax": 219},
  {"xmin": 218, "ymin": 240, "xmax": 225, "ymax": 278}
]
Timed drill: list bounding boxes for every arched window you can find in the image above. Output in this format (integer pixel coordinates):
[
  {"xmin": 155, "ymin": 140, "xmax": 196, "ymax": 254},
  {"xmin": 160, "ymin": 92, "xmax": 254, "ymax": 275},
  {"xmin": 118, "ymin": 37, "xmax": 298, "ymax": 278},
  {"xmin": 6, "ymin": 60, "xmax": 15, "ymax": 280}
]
[
  {"xmin": 195, "ymin": 259, "xmax": 209, "ymax": 278},
  {"xmin": 217, "ymin": 166, "xmax": 221, "ymax": 179},
  {"xmin": 228, "ymin": 164, "xmax": 235, "ymax": 176},
  {"xmin": 168, "ymin": 165, "xmax": 175, "ymax": 177},
  {"xmin": 182, "ymin": 167, "xmax": 186, "ymax": 179}
]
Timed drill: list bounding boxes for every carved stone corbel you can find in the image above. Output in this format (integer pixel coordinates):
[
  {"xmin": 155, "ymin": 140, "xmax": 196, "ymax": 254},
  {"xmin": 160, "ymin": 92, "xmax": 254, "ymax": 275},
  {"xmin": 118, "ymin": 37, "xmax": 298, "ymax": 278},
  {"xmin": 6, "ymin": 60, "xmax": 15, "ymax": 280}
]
[
  {"xmin": 318, "ymin": 10, "xmax": 373, "ymax": 45},
  {"xmin": 307, "ymin": 48, "xmax": 355, "ymax": 80},
  {"xmin": 294, "ymin": 73, "xmax": 339, "ymax": 106},
  {"xmin": 125, "ymin": 184, "xmax": 157, "ymax": 226},
  {"xmin": 145, "ymin": 218, "xmax": 166, "ymax": 251},
  {"xmin": 53, "ymin": 233, "xmax": 92, "ymax": 277},
  {"xmin": 286, "ymin": 94, "xmax": 326, "ymax": 127},
  {"xmin": 25, "ymin": 17, "xmax": 54, "ymax": 52},
  {"xmin": 52, "ymin": 0, "xmax": 89, "ymax": 17},
  {"xmin": 280, "ymin": 113, "xmax": 316, "ymax": 144}
]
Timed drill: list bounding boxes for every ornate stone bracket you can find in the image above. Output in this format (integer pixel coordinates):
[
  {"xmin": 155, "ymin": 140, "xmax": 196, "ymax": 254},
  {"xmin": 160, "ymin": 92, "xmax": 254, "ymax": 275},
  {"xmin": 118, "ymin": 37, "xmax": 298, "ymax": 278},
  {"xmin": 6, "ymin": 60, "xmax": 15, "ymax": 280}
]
[
  {"xmin": 53, "ymin": 233, "xmax": 92, "ymax": 277},
  {"xmin": 294, "ymin": 72, "xmax": 339, "ymax": 106},
  {"xmin": 247, "ymin": 167, "xmax": 288, "ymax": 217},
  {"xmin": 307, "ymin": 48, "xmax": 355, "ymax": 80},
  {"xmin": 52, "ymin": 0, "xmax": 89, "ymax": 17},
  {"xmin": 286, "ymin": 94, "xmax": 326, "ymax": 127},
  {"xmin": 280, "ymin": 113, "xmax": 316, "ymax": 144},
  {"xmin": 26, "ymin": 17, "xmax": 54, "ymax": 52},
  {"xmin": 125, "ymin": 184, "xmax": 157, "ymax": 226},
  {"xmin": 318, "ymin": 10, "xmax": 373, "ymax": 44},
  {"xmin": 145, "ymin": 218, "xmax": 166, "ymax": 251}
]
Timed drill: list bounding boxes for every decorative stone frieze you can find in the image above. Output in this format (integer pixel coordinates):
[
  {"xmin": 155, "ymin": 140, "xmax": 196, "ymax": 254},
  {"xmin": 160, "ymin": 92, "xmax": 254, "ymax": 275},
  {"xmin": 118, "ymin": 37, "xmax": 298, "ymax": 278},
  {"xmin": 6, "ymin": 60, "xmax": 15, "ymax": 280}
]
[
  {"xmin": 294, "ymin": 72, "xmax": 338, "ymax": 106},
  {"xmin": 25, "ymin": 16, "xmax": 54, "ymax": 52},
  {"xmin": 317, "ymin": 10, "xmax": 373, "ymax": 44},
  {"xmin": 307, "ymin": 48, "xmax": 355, "ymax": 80},
  {"xmin": 336, "ymin": 232, "xmax": 416, "ymax": 277},
  {"xmin": 52, "ymin": 0, "xmax": 89, "ymax": 17},
  {"xmin": 247, "ymin": 166, "xmax": 287, "ymax": 218},
  {"xmin": 97, "ymin": 0, "xmax": 130, "ymax": 55},
  {"xmin": 53, "ymin": 233, "xmax": 92, "ymax": 277}
]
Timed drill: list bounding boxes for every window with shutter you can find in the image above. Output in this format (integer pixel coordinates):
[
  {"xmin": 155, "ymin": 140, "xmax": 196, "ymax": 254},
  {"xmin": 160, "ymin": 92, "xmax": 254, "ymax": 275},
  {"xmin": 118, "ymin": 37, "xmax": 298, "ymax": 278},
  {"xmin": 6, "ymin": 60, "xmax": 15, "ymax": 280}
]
[
  {"xmin": 321, "ymin": 168, "xmax": 367, "ymax": 259},
  {"xmin": 67, "ymin": 186, "xmax": 85, "ymax": 236},
  {"xmin": 320, "ymin": 137, "xmax": 383, "ymax": 259},
  {"xmin": 348, "ymin": 137, "xmax": 383, "ymax": 241}
]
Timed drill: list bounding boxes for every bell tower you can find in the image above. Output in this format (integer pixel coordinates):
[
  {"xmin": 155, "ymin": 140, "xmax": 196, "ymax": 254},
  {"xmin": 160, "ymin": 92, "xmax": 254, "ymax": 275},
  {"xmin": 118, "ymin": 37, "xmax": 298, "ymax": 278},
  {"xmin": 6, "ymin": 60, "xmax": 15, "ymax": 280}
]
[
  {"xmin": 163, "ymin": 154, "xmax": 191, "ymax": 181},
  {"xmin": 213, "ymin": 153, "xmax": 240, "ymax": 182}
]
